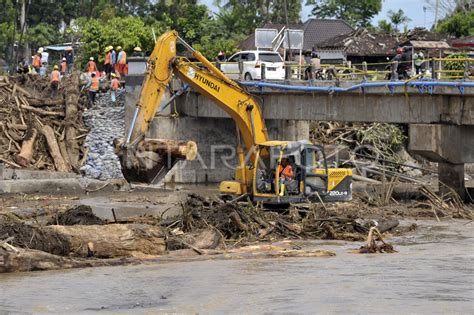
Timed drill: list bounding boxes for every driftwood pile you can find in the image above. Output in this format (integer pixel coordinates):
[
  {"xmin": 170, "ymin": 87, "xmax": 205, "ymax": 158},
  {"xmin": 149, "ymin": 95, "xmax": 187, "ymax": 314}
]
[
  {"xmin": 0, "ymin": 73, "xmax": 87, "ymax": 172},
  {"xmin": 0, "ymin": 194, "xmax": 403, "ymax": 273},
  {"xmin": 0, "ymin": 209, "xmax": 167, "ymax": 273},
  {"xmin": 0, "ymin": 202, "xmax": 338, "ymax": 273},
  {"xmin": 164, "ymin": 193, "xmax": 400, "ymax": 249},
  {"xmin": 310, "ymin": 121, "xmax": 406, "ymax": 163}
]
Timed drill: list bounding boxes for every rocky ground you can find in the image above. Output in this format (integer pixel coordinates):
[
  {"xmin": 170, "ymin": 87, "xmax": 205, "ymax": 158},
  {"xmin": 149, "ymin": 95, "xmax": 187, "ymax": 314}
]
[{"xmin": 81, "ymin": 90, "xmax": 125, "ymax": 180}]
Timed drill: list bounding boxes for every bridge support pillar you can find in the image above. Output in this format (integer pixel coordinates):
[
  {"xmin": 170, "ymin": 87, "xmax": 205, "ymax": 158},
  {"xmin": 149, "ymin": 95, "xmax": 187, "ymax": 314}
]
[
  {"xmin": 267, "ymin": 120, "xmax": 309, "ymax": 141},
  {"xmin": 438, "ymin": 162, "xmax": 465, "ymax": 199},
  {"xmin": 409, "ymin": 124, "xmax": 474, "ymax": 200}
]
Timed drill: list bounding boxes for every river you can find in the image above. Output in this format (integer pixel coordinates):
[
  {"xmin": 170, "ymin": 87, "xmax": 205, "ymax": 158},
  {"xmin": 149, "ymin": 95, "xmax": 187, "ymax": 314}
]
[{"xmin": 0, "ymin": 220, "xmax": 473, "ymax": 314}]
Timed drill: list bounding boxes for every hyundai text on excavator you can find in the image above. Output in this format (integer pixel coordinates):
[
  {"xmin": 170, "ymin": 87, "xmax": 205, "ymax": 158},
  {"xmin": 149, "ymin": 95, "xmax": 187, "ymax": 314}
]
[{"xmin": 117, "ymin": 31, "xmax": 352, "ymax": 204}]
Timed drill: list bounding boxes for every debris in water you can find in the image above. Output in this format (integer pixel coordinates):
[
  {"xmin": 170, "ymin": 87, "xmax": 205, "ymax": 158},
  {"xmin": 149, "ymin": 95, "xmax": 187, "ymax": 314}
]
[{"xmin": 358, "ymin": 227, "xmax": 397, "ymax": 254}]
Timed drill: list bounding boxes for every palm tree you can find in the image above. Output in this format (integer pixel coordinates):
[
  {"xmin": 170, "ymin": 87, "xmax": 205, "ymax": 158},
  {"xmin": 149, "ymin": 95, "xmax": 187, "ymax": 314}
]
[{"xmin": 387, "ymin": 9, "xmax": 412, "ymax": 33}]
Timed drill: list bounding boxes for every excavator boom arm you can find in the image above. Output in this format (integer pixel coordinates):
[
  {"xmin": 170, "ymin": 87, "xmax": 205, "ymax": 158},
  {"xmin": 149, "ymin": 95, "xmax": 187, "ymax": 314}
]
[
  {"xmin": 125, "ymin": 30, "xmax": 268, "ymax": 153},
  {"xmin": 127, "ymin": 31, "xmax": 178, "ymax": 144}
]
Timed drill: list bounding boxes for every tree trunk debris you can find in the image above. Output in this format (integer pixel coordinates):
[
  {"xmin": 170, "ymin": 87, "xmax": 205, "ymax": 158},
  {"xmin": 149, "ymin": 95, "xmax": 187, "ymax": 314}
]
[{"xmin": 0, "ymin": 73, "xmax": 88, "ymax": 172}]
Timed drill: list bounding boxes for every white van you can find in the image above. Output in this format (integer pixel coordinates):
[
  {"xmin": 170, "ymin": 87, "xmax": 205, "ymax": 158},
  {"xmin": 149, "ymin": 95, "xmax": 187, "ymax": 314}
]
[{"xmin": 221, "ymin": 50, "xmax": 285, "ymax": 81}]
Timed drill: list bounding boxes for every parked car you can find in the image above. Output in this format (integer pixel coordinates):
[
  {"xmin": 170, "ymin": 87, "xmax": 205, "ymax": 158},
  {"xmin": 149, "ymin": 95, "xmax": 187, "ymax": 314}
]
[{"xmin": 221, "ymin": 50, "xmax": 285, "ymax": 81}]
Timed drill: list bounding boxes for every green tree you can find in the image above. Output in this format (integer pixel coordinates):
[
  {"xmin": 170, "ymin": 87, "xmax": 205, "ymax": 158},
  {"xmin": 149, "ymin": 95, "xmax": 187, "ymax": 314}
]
[
  {"xmin": 215, "ymin": 0, "xmax": 302, "ymax": 32},
  {"xmin": 306, "ymin": 0, "xmax": 382, "ymax": 27},
  {"xmin": 0, "ymin": 0, "xmax": 17, "ymax": 61},
  {"xmin": 435, "ymin": 9, "xmax": 474, "ymax": 37},
  {"xmin": 26, "ymin": 23, "xmax": 59, "ymax": 48},
  {"xmin": 387, "ymin": 9, "xmax": 411, "ymax": 33},
  {"xmin": 79, "ymin": 16, "xmax": 156, "ymax": 68},
  {"xmin": 376, "ymin": 19, "xmax": 393, "ymax": 33}
]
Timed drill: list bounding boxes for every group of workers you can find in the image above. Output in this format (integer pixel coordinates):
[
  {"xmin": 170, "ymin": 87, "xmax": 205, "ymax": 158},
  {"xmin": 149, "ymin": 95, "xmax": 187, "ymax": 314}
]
[
  {"xmin": 101, "ymin": 45, "xmax": 143, "ymax": 78},
  {"xmin": 83, "ymin": 72, "xmax": 121, "ymax": 106},
  {"xmin": 48, "ymin": 44, "xmax": 136, "ymax": 104}
]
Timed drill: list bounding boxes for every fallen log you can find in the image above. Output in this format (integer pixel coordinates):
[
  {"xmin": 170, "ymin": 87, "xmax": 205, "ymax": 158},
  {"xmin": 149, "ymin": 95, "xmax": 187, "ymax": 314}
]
[
  {"xmin": 27, "ymin": 98, "xmax": 64, "ymax": 107},
  {"xmin": 14, "ymin": 128, "xmax": 38, "ymax": 166},
  {"xmin": 46, "ymin": 224, "xmax": 166, "ymax": 258},
  {"xmin": 1, "ymin": 214, "xmax": 166, "ymax": 259},
  {"xmin": 11, "ymin": 84, "xmax": 32, "ymax": 97},
  {"xmin": 41, "ymin": 125, "xmax": 70, "ymax": 172},
  {"xmin": 139, "ymin": 139, "xmax": 198, "ymax": 160},
  {"xmin": 64, "ymin": 73, "xmax": 81, "ymax": 169},
  {"xmin": 58, "ymin": 139, "xmax": 73, "ymax": 171},
  {"xmin": 0, "ymin": 242, "xmax": 335, "ymax": 273},
  {"xmin": 20, "ymin": 105, "xmax": 64, "ymax": 117},
  {"xmin": 0, "ymin": 246, "xmax": 141, "ymax": 273}
]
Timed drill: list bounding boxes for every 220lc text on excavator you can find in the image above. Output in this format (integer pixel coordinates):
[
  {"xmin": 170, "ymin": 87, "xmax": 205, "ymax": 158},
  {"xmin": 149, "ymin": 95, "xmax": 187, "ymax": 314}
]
[{"xmin": 116, "ymin": 31, "xmax": 352, "ymax": 204}]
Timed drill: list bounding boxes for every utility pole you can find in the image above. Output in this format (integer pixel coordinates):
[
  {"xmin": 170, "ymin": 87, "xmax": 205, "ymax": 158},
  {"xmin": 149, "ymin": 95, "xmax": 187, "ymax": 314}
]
[
  {"xmin": 423, "ymin": 6, "xmax": 427, "ymax": 27},
  {"xmin": 434, "ymin": 0, "xmax": 439, "ymax": 28},
  {"xmin": 283, "ymin": 0, "xmax": 292, "ymax": 61},
  {"xmin": 17, "ymin": 0, "xmax": 29, "ymax": 64}
]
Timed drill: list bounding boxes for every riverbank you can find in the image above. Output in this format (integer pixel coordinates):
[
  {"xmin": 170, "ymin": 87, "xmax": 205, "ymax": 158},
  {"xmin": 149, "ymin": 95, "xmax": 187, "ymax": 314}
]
[{"xmin": 1, "ymin": 185, "xmax": 472, "ymax": 273}]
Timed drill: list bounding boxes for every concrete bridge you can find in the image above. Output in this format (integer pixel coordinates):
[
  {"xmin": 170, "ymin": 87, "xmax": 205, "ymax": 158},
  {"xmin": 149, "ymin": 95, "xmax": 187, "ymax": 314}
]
[{"xmin": 125, "ymin": 64, "xmax": 474, "ymax": 198}]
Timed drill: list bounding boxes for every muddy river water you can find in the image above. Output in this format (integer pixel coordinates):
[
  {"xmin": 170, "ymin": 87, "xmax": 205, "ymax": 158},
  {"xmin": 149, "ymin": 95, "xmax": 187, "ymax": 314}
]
[{"xmin": 0, "ymin": 220, "xmax": 473, "ymax": 314}]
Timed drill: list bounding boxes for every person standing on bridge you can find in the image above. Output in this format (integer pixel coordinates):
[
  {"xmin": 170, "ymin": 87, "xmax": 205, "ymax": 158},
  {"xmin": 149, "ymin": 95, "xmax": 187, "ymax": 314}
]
[{"xmin": 413, "ymin": 51, "xmax": 424, "ymax": 75}]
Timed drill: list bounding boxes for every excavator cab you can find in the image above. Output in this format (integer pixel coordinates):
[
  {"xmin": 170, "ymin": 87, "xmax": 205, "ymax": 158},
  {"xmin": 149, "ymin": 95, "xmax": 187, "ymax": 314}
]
[{"xmin": 251, "ymin": 141, "xmax": 352, "ymax": 204}]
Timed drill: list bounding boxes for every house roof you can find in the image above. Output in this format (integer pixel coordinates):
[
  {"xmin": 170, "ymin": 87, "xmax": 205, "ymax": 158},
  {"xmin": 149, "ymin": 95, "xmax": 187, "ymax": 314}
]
[
  {"xmin": 407, "ymin": 40, "xmax": 451, "ymax": 49},
  {"xmin": 452, "ymin": 35, "xmax": 474, "ymax": 48},
  {"xmin": 238, "ymin": 19, "xmax": 354, "ymax": 51},
  {"xmin": 401, "ymin": 27, "xmax": 449, "ymax": 42},
  {"xmin": 316, "ymin": 28, "xmax": 398, "ymax": 56}
]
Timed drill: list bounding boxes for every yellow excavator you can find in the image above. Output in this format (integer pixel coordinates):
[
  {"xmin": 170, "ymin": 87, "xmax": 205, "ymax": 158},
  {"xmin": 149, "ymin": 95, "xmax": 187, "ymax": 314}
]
[{"xmin": 118, "ymin": 31, "xmax": 352, "ymax": 204}]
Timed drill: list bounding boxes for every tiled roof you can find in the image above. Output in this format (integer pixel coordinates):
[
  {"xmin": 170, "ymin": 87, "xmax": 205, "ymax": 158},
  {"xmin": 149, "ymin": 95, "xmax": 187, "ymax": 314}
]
[
  {"xmin": 302, "ymin": 19, "xmax": 354, "ymax": 50},
  {"xmin": 452, "ymin": 35, "xmax": 474, "ymax": 48},
  {"xmin": 317, "ymin": 28, "xmax": 398, "ymax": 56},
  {"xmin": 238, "ymin": 19, "xmax": 354, "ymax": 51}
]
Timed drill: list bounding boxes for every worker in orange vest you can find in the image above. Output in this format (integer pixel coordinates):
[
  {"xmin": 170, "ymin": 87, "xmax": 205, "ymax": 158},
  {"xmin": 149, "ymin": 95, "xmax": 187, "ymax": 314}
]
[
  {"xmin": 60, "ymin": 57, "xmax": 68, "ymax": 76},
  {"xmin": 86, "ymin": 57, "xmax": 97, "ymax": 73},
  {"xmin": 89, "ymin": 72, "xmax": 100, "ymax": 105},
  {"xmin": 104, "ymin": 46, "xmax": 112, "ymax": 77},
  {"xmin": 110, "ymin": 73, "xmax": 121, "ymax": 105},
  {"xmin": 32, "ymin": 51, "xmax": 42, "ymax": 73},
  {"xmin": 50, "ymin": 65, "xmax": 61, "ymax": 98},
  {"xmin": 279, "ymin": 158, "xmax": 294, "ymax": 181},
  {"xmin": 278, "ymin": 157, "xmax": 294, "ymax": 195},
  {"xmin": 116, "ymin": 46, "xmax": 127, "ymax": 77}
]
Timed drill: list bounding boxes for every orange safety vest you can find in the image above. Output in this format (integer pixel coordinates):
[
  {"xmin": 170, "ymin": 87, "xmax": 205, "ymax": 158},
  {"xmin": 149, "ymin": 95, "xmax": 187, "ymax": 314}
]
[
  {"xmin": 119, "ymin": 51, "xmax": 127, "ymax": 64},
  {"xmin": 90, "ymin": 77, "xmax": 99, "ymax": 91},
  {"xmin": 87, "ymin": 61, "xmax": 97, "ymax": 72},
  {"xmin": 33, "ymin": 55, "xmax": 41, "ymax": 68},
  {"xmin": 111, "ymin": 78, "xmax": 120, "ymax": 91},
  {"xmin": 51, "ymin": 70, "xmax": 60, "ymax": 83},
  {"xmin": 104, "ymin": 52, "xmax": 111, "ymax": 65},
  {"xmin": 279, "ymin": 164, "xmax": 294, "ymax": 179},
  {"xmin": 60, "ymin": 61, "xmax": 67, "ymax": 73}
]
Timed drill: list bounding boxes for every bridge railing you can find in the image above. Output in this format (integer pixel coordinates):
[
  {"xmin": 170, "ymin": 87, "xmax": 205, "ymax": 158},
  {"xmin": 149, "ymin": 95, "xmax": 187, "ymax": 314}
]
[{"xmin": 197, "ymin": 57, "xmax": 474, "ymax": 82}]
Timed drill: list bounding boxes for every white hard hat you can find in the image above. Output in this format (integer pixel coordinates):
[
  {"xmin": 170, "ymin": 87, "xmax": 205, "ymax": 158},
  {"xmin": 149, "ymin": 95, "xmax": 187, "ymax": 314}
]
[
  {"xmin": 90, "ymin": 57, "xmax": 94, "ymax": 61},
  {"xmin": 62, "ymin": 57, "xmax": 66, "ymax": 61}
]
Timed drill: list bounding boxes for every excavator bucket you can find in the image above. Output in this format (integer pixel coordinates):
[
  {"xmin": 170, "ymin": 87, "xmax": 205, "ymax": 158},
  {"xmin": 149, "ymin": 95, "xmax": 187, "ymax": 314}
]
[{"xmin": 116, "ymin": 138, "xmax": 197, "ymax": 184}]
